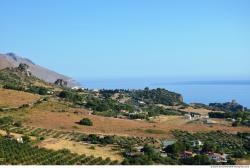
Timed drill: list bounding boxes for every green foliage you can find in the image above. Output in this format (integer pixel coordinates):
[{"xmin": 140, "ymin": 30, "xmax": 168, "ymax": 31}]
[
  {"xmin": 58, "ymin": 90, "xmax": 83, "ymax": 103},
  {"xmin": 146, "ymin": 106, "xmax": 187, "ymax": 117},
  {"xmin": 3, "ymin": 83, "xmax": 25, "ymax": 91},
  {"xmin": 21, "ymin": 135, "xmax": 31, "ymax": 143},
  {"xmin": 0, "ymin": 117, "xmax": 13, "ymax": 125},
  {"xmin": 209, "ymin": 111, "xmax": 250, "ymax": 127},
  {"xmin": 13, "ymin": 121, "xmax": 22, "ymax": 127},
  {"xmin": 0, "ymin": 69, "xmax": 21, "ymax": 84},
  {"xmin": 181, "ymin": 154, "xmax": 215, "ymax": 165},
  {"xmin": 27, "ymin": 86, "xmax": 49, "ymax": 95},
  {"xmin": 164, "ymin": 141, "xmax": 185, "ymax": 154},
  {"xmin": 82, "ymin": 134, "xmax": 115, "ymax": 145},
  {"xmin": 131, "ymin": 87, "xmax": 183, "ymax": 106},
  {"xmin": 0, "ymin": 137, "xmax": 114, "ymax": 165},
  {"xmin": 79, "ymin": 118, "xmax": 93, "ymax": 126},
  {"xmin": 122, "ymin": 144, "xmax": 177, "ymax": 165},
  {"xmin": 209, "ymin": 101, "xmax": 245, "ymax": 113},
  {"xmin": 172, "ymin": 130, "xmax": 250, "ymax": 157}
]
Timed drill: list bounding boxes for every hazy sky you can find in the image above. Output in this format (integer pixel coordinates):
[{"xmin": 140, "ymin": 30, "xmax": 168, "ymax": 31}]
[{"xmin": 0, "ymin": 0, "xmax": 249, "ymax": 80}]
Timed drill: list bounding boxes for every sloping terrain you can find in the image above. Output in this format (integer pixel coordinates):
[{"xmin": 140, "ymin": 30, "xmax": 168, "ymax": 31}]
[
  {"xmin": 0, "ymin": 53, "xmax": 78, "ymax": 87},
  {"xmin": 0, "ymin": 88, "xmax": 40, "ymax": 108}
]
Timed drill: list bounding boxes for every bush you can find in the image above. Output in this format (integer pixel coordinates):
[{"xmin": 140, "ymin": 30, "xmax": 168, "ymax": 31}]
[
  {"xmin": 3, "ymin": 83, "xmax": 24, "ymax": 91},
  {"xmin": 79, "ymin": 118, "xmax": 93, "ymax": 126},
  {"xmin": 13, "ymin": 121, "xmax": 22, "ymax": 127},
  {"xmin": 59, "ymin": 90, "xmax": 83, "ymax": 103},
  {"xmin": 0, "ymin": 117, "xmax": 13, "ymax": 125},
  {"xmin": 27, "ymin": 86, "xmax": 48, "ymax": 95}
]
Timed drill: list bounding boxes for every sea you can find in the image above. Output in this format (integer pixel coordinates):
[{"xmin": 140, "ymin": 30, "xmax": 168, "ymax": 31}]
[{"xmin": 78, "ymin": 78, "xmax": 250, "ymax": 108}]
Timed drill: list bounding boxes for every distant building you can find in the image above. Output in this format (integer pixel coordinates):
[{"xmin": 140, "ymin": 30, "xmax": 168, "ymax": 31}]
[
  {"xmin": 191, "ymin": 140, "xmax": 203, "ymax": 147},
  {"xmin": 181, "ymin": 151, "xmax": 195, "ymax": 159},
  {"xmin": 184, "ymin": 113, "xmax": 201, "ymax": 120},
  {"xmin": 205, "ymin": 119, "xmax": 217, "ymax": 125},
  {"xmin": 208, "ymin": 153, "xmax": 228, "ymax": 163},
  {"xmin": 16, "ymin": 137, "xmax": 24, "ymax": 144},
  {"xmin": 138, "ymin": 101, "xmax": 146, "ymax": 105},
  {"xmin": 71, "ymin": 86, "xmax": 80, "ymax": 90}
]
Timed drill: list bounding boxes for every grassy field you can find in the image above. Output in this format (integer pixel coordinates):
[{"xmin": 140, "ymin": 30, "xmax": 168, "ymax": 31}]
[
  {"xmin": 38, "ymin": 138, "xmax": 123, "ymax": 162},
  {"xmin": 0, "ymin": 88, "xmax": 40, "ymax": 108}
]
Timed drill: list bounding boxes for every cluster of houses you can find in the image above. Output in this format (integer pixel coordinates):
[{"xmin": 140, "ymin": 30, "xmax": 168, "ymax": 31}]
[
  {"xmin": 125, "ymin": 139, "xmax": 229, "ymax": 163},
  {"xmin": 184, "ymin": 113, "xmax": 218, "ymax": 125},
  {"xmin": 160, "ymin": 140, "xmax": 228, "ymax": 163}
]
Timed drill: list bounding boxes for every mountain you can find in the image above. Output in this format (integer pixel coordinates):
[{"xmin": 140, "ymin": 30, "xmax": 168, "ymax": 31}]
[{"xmin": 0, "ymin": 53, "xmax": 79, "ymax": 87}]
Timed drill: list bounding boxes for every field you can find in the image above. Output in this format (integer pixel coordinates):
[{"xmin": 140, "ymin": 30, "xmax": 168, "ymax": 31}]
[
  {"xmin": 38, "ymin": 138, "xmax": 123, "ymax": 161},
  {"xmin": 0, "ymin": 88, "xmax": 40, "ymax": 108},
  {"xmin": 20, "ymin": 100, "xmax": 250, "ymax": 139}
]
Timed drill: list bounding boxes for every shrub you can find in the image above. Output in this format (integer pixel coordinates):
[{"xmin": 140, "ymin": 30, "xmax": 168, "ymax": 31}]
[
  {"xmin": 79, "ymin": 118, "xmax": 93, "ymax": 126},
  {"xmin": 13, "ymin": 121, "xmax": 22, "ymax": 127}
]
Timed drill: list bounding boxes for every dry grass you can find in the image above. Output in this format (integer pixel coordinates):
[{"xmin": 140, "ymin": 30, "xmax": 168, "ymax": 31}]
[
  {"xmin": 181, "ymin": 106, "xmax": 212, "ymax": 116},
  {"xmin": 0, "ymin": 88, "xmax": 40, "ymax": 108},
  {"xmin": 0, "ymin": 129, "xmax": 36, "ymax": 140},
  {"xmin": 235, "ymin": 158, "xmax": 250, "ymax": 165},
  {"xmin": 23, "ymin": 101, "xmax": 250, "ymax": 139},
  {"xmin": 38, "ymin": 138, "xmax": 123, "ymax": 161}
]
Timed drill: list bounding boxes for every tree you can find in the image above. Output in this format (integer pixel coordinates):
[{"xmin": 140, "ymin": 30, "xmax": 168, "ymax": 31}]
[
  {"xmin": 164, "ymin": 141, "xmax": 185, "ymax": 154},
  {"xmin": 202, "ymin": 142, "xmax": 217, "ymax": 153},
  {"xmin": 79, "ymin": 118, "xmax": 93, "ymax": 126}
]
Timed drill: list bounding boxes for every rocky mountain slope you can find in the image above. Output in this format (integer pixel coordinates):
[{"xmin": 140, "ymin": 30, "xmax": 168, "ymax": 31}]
[{"xmin": 0, "ymin": 53, "xmax": 78, "ymax": 87}]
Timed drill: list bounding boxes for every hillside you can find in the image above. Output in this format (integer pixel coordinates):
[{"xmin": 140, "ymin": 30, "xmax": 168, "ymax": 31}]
[{"xmin": 0, "ymin": 53, "xmax": 78, "ymax": 87}]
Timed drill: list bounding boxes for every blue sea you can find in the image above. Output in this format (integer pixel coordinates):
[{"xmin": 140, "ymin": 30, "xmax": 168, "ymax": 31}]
[{"xmin": 78, "ymin": 78, "xmax": 250, "ymax": 108}]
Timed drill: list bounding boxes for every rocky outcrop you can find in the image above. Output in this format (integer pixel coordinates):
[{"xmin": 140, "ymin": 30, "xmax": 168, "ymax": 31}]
[
  {"xmin": 54, "ymin": 79, "xmax": 68, "ymax": 87},
  {"xmin": 0, "ymin": 53, "xmax": 79, "ymax": 87}
]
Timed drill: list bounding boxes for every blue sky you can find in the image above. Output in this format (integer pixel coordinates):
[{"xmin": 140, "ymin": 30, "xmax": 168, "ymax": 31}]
[{"xmin": 0, "ymin": 0, "xmax": 249, "ymax": 80}]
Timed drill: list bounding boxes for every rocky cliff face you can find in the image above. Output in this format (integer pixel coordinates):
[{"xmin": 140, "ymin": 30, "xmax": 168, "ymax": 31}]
[{"xmin": 0, "ymin": 53, "xmax": 79, "ymax": 87}]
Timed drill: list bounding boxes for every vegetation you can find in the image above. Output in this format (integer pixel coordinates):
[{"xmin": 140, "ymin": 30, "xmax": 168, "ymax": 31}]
[
  {"xmin": 58, "ymin": 90, "xmax": 83, "ymax": 103},
  {"xmin": 79, "ymin": 118, "xmax": 93, "ymax": 126},
  {"xmin": 209, "ymin": 100, "xmax": 248, "ymax": 113},
  {"xmin": 0, "ymin": 137, "xmax": 116, "ymax": 165},
  {"xmin": 172, "ymin": 130, "xmax": 250, "ymax": 160},
  {"xmin": 130, "ymin": 87, "xmax": 183, "ymax": 106},
  {"xmin": 208, "ymin": 111, "xmax": 250, "ymax": 127}
]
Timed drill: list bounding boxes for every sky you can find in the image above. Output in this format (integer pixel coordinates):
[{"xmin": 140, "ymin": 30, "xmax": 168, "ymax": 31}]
[{"xmin": 0, "ymin": 0, "xmax": 250, "ymax": 80}]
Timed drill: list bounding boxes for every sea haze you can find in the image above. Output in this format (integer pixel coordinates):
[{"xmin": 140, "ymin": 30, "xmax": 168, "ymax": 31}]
[{"xmin": 79, "ymin": 78, "xmax": 250, "ymax": 108}]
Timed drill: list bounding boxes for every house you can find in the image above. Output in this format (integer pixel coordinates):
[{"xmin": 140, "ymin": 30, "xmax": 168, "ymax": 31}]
[
  {"xmin": 160, "ymin": 152, "xmax": 168, "ymax": 157},
  {"xmin": 184, "ymin": 114, "xmax": 192, "ymax": 120},
  {"xmin": 206, "ymin": 119, "xmax": 217, "ymax": 125},
  {"xmin": 184, "ymin": 112, "xmax": 201, "ymax": 120},
  {"xmin": 191, "ymin": 140, "xmax": 203, "ymax": 147},
  {"xmin": 135, "ymin": 146, "xmax": 144, "ymax": 152},
  {"xmin": 208, "ymin": 153, "xmax": 228, "ymax": 163},
  {"xmin": 71, "ymin": 86, "xmax": 80, "ymax": 90},
  {"xmin": 16, "ymin": 137, "xmax": 24, "ymax": 143},
  {"xmin": 138, "ymin": 101, "xmax": 146, "ymax": 105},
  {"xmin": 180, "ymin": 151, "xmax": 195, "ymax": 159}
]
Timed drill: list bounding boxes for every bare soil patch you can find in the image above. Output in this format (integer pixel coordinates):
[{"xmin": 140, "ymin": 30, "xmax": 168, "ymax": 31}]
[{"xmin": 0, "ymin": 88, "xmax": 40, "ymax": 108}]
